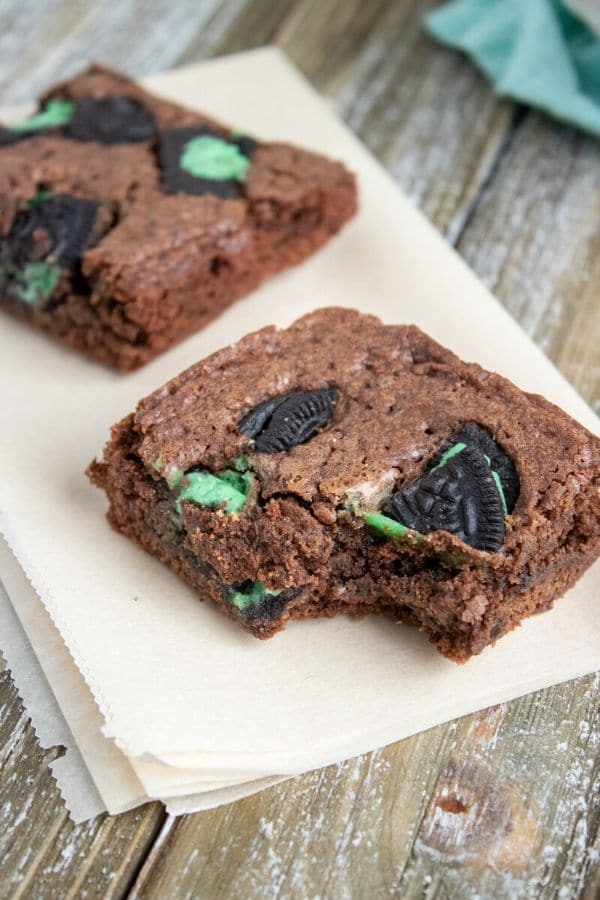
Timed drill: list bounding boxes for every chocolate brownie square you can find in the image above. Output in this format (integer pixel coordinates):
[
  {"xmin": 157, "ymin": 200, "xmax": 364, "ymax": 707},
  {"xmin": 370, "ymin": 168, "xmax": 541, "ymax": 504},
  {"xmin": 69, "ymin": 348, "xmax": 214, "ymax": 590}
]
[
  {"xmin": 88, "ymin": 308, "xmax": 600, "ymax": 662},
  {"xmin": 0, "ymin": 66, "xmax": 356, "ymax": 370}
]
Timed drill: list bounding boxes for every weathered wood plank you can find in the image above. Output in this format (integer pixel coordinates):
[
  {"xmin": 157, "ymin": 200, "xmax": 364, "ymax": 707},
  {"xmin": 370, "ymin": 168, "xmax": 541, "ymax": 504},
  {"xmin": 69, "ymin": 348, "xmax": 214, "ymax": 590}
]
[
  {"xmin": 456, "ymin": 110, "xmax": 600, "ymax": 407},
  {"xmin": 127, "ymin": 743, "xmax": 439, "ymax": 899},
  {"xmin": 280, "ymin": 0, "xmax": 516, "ymax": 242},
  {"xmin": 400, "ymin": 676, "xmax": 600, "ymax": 898},
  {"xmin": 0, "ymin": 670, "xmax": 164, "ymax": 900},
  {"xmin": 178, "ymin": 0, "xmax": 298, "ymax": 61},
  {"xmin": 128, "ymin": 676, "xmax": 600, "ymax": 899},
  {"xmin": 0, "ymin": 0, "xmax": 297, "ymax": 105},
  {"xmin": 277, "ymin": 0, "xmax": 393, "ymax": 91}
]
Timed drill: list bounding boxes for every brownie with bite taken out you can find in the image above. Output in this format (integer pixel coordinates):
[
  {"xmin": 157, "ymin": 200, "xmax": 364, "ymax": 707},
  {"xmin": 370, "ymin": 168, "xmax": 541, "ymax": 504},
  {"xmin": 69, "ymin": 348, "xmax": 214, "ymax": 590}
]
[{"xmin": 88, "ymin": 307, "xmax": 600, "ymax": 661}]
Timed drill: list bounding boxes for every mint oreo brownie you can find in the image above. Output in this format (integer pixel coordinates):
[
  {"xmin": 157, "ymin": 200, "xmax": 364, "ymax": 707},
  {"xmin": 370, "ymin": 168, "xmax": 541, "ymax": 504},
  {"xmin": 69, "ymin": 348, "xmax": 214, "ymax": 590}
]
[
  {"xmin": 88, "ymin": 308, "xmax": 600, "ymax": 661},
  {"xmin": 0, "ymin": 66, "xmax": 356, "ymax": 370}
]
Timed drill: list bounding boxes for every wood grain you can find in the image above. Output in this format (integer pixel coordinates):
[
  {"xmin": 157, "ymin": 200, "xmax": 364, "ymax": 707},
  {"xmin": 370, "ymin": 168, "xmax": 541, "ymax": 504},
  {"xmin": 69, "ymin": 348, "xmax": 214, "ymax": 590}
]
[
  {"xmin": 0, "ymin": 0, "xmax": 598, "ymax": 897},
  {"xmin": 457, "ymin": 110, "xmax": 600, "ymax": 407},
  {"xmin": 130, "ymin": 675, "xmax": 600, "ymax": 899},
  {"xmin": 281, "ymin": 0, "xmax": 518, "ymax": 244},
  {"xmin": 0, "ymin": 670, "xmax": 164, "ymax": 900},
  {"xmin": 0, "ymin": 0, "xmax": 297, "ymax": 104}
]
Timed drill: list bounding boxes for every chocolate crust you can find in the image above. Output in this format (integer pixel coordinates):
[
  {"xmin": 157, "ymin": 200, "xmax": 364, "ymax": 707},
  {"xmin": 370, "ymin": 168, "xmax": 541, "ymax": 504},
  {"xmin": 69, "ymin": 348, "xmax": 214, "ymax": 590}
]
[
  {"xmin": 88, "ymin": 308, "xmax": 600, "ymax": 661},
  {"xmin": 0, "ymin": 65, "xmax": 357, "ymax": 370}
]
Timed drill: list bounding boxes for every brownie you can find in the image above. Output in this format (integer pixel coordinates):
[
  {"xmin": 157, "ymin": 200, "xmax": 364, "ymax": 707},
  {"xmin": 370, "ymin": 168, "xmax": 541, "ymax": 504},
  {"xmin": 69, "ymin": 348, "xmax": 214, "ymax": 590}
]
[
  {"xmin": 0, "ymin": 66, "xmax": 356, "ymax": 370},
  {"xmin": 88, "ymin": 308, "xmax": 600, "ymax": 662}
]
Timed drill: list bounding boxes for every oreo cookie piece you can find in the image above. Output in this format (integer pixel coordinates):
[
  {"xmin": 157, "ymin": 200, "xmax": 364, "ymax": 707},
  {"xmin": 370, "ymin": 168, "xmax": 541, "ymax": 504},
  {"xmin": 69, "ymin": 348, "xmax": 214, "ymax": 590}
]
[
  {"xmin": 0, "ymin": 126, "xmax": 25, "ymax": 148},
  {"xmin": 431, "ymin": 422, "xmax": 519, "ymax": 513},
  {"xmin": 225, "ymin": 580, "xmax": 298, "ymax": 621},
  {"xmin": 159, "ymin": 126, "xmax": 255, "ymax": 198},
  {"xmin": 232, "ymin": 134, "xmax": 258, "ymax": 158},
  {"xmin": 239, "ymin": 387, "xmax": 339, "ymax": 453},
  {"xmin": 386, "ymin": 445, "xmax": 505, "ymax": 552},
  {"xmin": 0, "ymin": 194, "xmax": 100, "ymax": 306},
  {"xmin": 64, "ymin": 96, "xmax": 156, "ymax": 144},
  {"xmin": 0, "ymin": 99, "xmax": 75, "ymax": 147},
  {"xmin": 3, "ymin": 194, "xmax": 100, "ymax": 267}
]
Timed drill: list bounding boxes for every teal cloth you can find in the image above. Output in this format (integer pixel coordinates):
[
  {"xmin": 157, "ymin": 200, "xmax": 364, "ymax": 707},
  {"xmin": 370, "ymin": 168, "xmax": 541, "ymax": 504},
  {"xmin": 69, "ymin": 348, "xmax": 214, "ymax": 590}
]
[{"xmin": 425, "ymin": 0, "xmax": 600, "ymax": 137}]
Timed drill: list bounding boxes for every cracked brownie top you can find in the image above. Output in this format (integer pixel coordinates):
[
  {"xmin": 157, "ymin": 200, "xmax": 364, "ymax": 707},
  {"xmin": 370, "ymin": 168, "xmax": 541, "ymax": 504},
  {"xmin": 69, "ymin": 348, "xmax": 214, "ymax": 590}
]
[
  {"xmin": 135, "ymin": 307, "xmax": 600, "ymax": 567},
  {"xmin": 89, "ymin": 307, "xmax": 600, "ymax": 659}
]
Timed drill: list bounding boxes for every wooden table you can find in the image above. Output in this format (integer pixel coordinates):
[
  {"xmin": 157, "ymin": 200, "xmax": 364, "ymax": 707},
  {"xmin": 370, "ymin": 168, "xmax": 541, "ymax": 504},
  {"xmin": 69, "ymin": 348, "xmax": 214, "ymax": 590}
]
[{"xmin": 1, "ymin": 1, "xmax": 598, "ymax": 897}]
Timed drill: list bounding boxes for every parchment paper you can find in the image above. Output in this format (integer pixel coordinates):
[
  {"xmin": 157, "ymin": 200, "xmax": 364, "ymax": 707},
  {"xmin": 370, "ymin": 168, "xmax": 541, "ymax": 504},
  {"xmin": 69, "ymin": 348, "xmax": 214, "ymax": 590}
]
[
  {"xmin": 0, "ymin": 565, "xmax": 105, "ymax": 821},
  {"xmin": 0, "ymin": 50, "xmax": 598, "ymax": 784},
  {"xmin": 0, "ymin": 537, "xmax": 289, "ymax": 818}
]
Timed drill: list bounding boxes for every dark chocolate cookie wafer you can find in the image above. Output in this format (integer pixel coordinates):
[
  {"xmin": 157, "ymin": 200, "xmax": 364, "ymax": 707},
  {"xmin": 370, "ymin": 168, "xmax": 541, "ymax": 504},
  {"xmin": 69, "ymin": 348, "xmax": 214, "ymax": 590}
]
[
  {"xmin": 0, "ymin": 126, "xmax": 25, "ymax": 147},
  {"xmin": 431, "ymin": 422, "xmax": 520, "ymax": 513},
  {"xmin": 64, "ymin": 96, "xmax": 156, "ymax": 144},
  {"xmin": 4, "ymin": 194, "xmax": 101, "ymax": 267},
  {"xmin": 386, "ymin": 444, "xmax": 506, "ymax": 552},
  {"xmin": 239, "ymin": 387, "xmax": 339, "ymax": 453},
  {"xmin": 0, "ymin": 99, "xmax": 75, "ymax": 146},
  {"xmin": 0, "ymin": 194, "xmax": 101, "ymax": 306},
  {"xmin": 159, "ymin": 126, "xmax": 256, "ymax": 198}
]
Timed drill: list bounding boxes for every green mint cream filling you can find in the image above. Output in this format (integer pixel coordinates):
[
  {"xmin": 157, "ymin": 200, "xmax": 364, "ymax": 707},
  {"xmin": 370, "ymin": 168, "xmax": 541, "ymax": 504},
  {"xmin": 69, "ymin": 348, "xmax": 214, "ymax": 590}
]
[
  {"xmin": 489, "ymin": 466, "xmax": 508, "ymax": 515},
  {"xmin": 166, "ymin": 467, "xmax": 184, "ymax": 489},
  {"xmin": 0, "ymin": 191, "xmax": 61, "ymax": 306},
  {"xmin": 363, "ymin": 512, "xmax": 424, "ymax": 543},
  {"xmin": 27, "ymin": 190, "xmax": 54, "ymax": 209},
  {"xmin": 11, "ymin": 100, "xmax": 75, "ymax": 133},
  {"xmin": 429, "ymin": 441, "xmax": 467, "ymax": 472},
  {"xmin": 432, "ymin": 443, "xmax": 509, "ymax": 514},
  {"xmin": 360, "ymin": 440, "xmax": 509, "ymax": 543},
  {"xmin": 176, "ymin": 468, "xmax": 253, "ymax": 515},
  {"xmin": 0, "ymin": 261, "xmax": 60, "ymax": 305},
  {"xmin": 230, "ymin": 581, "xmax": 282, "ymax": 611},
  {"xmin": 180, "ymin": 135, "xmax": 250, "ymax": 181},
  {"xmin": 233, "ymin": 455, "xmax": 250, "ymax": 472}
]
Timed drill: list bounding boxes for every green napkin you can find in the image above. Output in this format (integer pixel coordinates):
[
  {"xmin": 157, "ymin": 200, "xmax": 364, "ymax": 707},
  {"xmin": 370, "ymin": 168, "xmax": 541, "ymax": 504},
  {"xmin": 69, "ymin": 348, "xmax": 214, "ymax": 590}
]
[{"xmin": 426, "ymin": 0, "xmax": 600, "ymax": 137}]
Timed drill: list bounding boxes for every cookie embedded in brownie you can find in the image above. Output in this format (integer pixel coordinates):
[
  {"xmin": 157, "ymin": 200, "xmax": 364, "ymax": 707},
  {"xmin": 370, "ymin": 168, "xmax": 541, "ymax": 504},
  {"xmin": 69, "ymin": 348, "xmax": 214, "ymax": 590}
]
[
  {"xmin": 88, "ymin": 307, "xmax": 600, "ymax": 661},
  {"xmin": 0, "ymin": 193, "xmax": 109, "ymax": 307},
  {"xmin": 0, "ymin": 64, "xmax": 357, "ymax": 370},
  {"xmin": 158, "ymin": 125, "xmax": 256, "ymax": 198}
]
